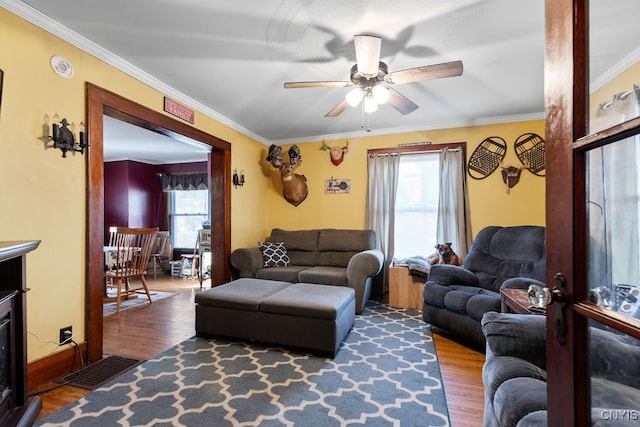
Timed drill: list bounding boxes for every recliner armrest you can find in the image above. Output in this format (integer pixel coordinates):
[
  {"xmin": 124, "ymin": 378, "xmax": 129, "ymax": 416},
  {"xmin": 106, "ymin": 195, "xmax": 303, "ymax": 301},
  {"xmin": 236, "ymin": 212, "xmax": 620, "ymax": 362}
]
[
  {"xmin": 427, "ymin": 264, "xmax": 479, "ymax": 287},
  {"xmin": 229, "ymin": 247, "xmax": 263, "ymax": 278},
  {"xmin": 481, "ymin": 312, "xmax": 547, "ymax": 370}
]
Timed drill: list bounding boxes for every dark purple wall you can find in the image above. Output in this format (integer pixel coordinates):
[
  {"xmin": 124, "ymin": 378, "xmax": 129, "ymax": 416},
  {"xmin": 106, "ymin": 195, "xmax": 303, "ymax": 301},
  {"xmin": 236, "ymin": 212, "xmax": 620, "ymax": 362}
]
[{"xmin": 104, "ymin": 161, "xmax": 208, "ymax": 243}]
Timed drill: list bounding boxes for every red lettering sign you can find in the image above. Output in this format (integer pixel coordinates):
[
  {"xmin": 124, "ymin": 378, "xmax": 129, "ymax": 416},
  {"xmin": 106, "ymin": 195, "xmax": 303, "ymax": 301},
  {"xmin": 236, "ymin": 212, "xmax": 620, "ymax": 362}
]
[{"xmin": 164, "ymin": 97, "xmax": 195, "ymax": 124}]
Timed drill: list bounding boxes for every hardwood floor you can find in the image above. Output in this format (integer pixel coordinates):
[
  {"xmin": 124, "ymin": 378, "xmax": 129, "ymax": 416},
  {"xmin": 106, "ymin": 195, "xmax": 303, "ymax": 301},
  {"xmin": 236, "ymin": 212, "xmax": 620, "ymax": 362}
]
[{"xmin": 33, "ymin": 275, "xmax": 485, "ymax": 426}]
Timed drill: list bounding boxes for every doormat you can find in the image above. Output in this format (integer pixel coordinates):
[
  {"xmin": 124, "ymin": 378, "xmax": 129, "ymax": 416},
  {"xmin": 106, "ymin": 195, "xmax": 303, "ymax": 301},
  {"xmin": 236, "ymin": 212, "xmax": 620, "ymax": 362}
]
[{"xmin": 58, "ymin": 356, "xmax": 144, "ymax": 390}]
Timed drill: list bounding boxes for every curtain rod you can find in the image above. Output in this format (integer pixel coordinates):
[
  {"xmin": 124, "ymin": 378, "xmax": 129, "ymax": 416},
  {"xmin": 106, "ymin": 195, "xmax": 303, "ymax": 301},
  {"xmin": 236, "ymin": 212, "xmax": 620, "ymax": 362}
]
[
  {"xmin": 598, "ymin": 84, "xmax": 639, "ymax": 111},
  {"xmin": 368, "ymin": 147, "xmax": 462, "ymax": 157}
]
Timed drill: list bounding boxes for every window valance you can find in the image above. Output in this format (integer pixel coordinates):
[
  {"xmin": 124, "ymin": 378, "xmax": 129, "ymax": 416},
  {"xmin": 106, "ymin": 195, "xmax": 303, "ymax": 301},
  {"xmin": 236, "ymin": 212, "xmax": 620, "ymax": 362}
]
[{"xmin": 161, "ymin": 173, "xmax": 208, "ymax": 191}]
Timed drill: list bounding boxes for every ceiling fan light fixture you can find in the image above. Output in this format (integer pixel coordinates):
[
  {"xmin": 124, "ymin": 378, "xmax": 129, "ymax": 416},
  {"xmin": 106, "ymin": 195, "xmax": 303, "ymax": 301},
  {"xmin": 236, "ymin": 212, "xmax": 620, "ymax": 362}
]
[
  {"xmin": 345, "ymin": 87, "xmax": 364, "ymax": 107},
  {"xmin": 371, "ymin": 84, "xmax": 390, "ymax": 104},
  {"xmin": 354, "ymin": 35, "xmax": 381, "ymax": 77},
  {"xmin": 364, "ymin": 93, "xmax": 379, "ymax": 113}
]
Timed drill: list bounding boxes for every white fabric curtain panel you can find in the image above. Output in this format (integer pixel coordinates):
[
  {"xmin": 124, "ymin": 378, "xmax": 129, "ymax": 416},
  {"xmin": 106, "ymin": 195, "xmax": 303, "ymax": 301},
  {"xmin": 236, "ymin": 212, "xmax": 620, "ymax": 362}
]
[
  {"xmin": 436, "ymin": 148, "xmax": 472, "ymax": 262},
  {"xmin": 588, "ymin": 87, "xmax": 640, "ymax": 287},
  {"xmin": 365, "ymin": 153, "xmax": 400, "ymax": 294}
]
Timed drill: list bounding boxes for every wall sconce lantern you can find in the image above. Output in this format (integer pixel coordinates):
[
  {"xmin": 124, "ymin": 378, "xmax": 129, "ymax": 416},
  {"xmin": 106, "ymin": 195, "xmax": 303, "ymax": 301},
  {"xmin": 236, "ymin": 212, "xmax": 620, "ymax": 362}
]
[
  {"xmin": 48, "ymin": 115, "xmax": 87, "ymax": 157},
  {"xmin": 233, "ymin": 169, "xmax": 245, "ymax": 188}
]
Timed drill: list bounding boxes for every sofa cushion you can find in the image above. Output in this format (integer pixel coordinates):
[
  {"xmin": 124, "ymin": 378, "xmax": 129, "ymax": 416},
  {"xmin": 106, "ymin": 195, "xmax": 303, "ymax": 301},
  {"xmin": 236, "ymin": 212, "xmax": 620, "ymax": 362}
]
[
  {"xmin": 298, "ymin": 266, "xmax": 347, "ymax": 287},
  {"xmin": 270, "ymin": 228, "xmax": 319, "ymax": 251},
  {"xmin": 317, "ymin": 229, "xmax": 375, "ymax": 251},
  {"xmin": 466, "ymin": 293, "xmax": 501, "ymax": 321},
  {"xmin": 317, "ymin": 251, "xmax": 358, "ymax": 267},
  {"xmin": 464, "ymin": 226, "xmax": 546, "ymax": 292},
  {"xmin": 259, "ymin": 241, "xmax": 290, "ymax": 267},
  {"xmin": 494, "ymin": 377, "xmax": 547, "ymax": 427},
  {"xmin": 255, "ymin": 266, "xmax": 309, "ymax": 282}
]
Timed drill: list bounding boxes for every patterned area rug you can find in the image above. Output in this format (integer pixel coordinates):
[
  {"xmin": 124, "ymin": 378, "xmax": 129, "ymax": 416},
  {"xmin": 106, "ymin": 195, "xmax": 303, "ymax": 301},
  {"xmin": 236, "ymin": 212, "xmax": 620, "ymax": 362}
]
[
  {"xmin": 37, "ymin": 302, "xmax": 450, "ymax": 426},
  {"xmin": 103, "ymin": 290, "xmax": 177, "ymax": 317}
]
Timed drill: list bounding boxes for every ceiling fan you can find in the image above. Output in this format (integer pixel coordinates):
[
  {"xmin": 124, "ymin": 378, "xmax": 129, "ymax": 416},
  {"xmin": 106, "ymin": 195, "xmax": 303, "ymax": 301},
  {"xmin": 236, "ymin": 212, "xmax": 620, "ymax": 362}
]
[{"xmin": 284, "ymin": 35, "xmax": 463, "ymax": 117}]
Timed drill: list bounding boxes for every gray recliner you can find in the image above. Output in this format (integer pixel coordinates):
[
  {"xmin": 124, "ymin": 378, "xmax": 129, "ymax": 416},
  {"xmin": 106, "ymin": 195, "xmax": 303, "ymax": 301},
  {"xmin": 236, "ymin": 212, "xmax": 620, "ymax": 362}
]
[
  {"xmin": 422, "ymin": 225, "xmax": 546, "ymax": 348},
  {"xmin": 482, "ymin": 311, "xmax": 640, "ymax": 426}
]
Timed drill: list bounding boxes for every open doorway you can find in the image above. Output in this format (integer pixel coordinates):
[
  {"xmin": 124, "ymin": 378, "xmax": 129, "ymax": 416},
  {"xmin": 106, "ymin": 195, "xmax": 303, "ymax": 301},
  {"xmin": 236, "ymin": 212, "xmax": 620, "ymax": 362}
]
[{"xmin": 86, "ymin": 83, "xmax": 231, "ymax": 363}]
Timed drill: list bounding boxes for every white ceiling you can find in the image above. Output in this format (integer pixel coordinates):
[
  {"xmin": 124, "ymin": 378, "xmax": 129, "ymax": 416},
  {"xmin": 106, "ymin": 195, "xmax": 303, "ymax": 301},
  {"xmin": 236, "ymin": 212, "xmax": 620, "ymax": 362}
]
[{"xmin": 5, "ymin": 0, "xmax": 640, "ymax": 164}]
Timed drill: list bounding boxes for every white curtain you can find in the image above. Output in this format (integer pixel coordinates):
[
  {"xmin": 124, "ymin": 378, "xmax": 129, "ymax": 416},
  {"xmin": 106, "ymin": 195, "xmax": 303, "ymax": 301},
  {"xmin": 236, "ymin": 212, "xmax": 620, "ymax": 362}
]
[
  {"xmin": 587, "ymin": 86, "xmax": 640, "ymax": 288},
  {"xmin": 365, "ymin": 153, "xmax": 400, "ymax": 294},
  {"xmin": 437, "ymin": 148, "xmax": 472, "ymax": 261}
]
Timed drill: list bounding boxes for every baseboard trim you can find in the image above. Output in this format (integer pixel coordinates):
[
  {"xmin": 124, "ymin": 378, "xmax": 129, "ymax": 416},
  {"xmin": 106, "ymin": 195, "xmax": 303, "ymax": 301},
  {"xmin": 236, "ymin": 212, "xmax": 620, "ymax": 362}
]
[{"xmin": 28, "ymin": 341, "xmax": 87, "ymax": 393}]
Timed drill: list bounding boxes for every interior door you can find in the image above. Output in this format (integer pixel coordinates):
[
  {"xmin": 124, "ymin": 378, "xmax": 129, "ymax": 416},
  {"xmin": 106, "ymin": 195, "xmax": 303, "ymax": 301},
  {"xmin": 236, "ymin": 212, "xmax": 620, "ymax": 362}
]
[{"xmin": 545, "ymin": 1, "xmax": 640, "ymax": 425}]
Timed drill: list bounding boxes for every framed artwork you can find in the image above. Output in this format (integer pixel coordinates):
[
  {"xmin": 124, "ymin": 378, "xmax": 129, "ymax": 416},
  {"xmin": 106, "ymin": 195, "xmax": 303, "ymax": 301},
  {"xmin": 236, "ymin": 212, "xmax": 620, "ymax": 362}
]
[{"xmin": 325, "ymin": 178, "xmax": 351, "ymax": 194}]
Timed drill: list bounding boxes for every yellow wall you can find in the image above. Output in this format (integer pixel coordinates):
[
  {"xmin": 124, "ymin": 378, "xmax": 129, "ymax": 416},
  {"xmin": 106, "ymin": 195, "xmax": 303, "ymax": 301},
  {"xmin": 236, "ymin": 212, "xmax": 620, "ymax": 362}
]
[
  {"xmin": 0, "ymin": 9, "xmax": 268, "ymax": 361},
  {"xmin": 1, "ymin": 8, "xmax": 546, "ymax": 362},
  {"xmin": 265, "ymin": 120, "xmax": 546, "ymax": 239}
]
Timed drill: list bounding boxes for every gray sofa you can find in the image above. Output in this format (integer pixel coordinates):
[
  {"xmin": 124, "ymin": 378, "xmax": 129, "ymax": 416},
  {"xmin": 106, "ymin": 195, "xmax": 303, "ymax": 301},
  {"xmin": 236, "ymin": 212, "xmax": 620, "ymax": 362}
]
[
  {"xmin": 482, "ymin": 312, "xmax": 640, "ymax": 426},
  {"xmin": 422, "ymin": 225, "xmax": 546, "ymax": 348},
  {"xmin": 229, "ymin": 228, "xmax": 384, "ymax": 314}
]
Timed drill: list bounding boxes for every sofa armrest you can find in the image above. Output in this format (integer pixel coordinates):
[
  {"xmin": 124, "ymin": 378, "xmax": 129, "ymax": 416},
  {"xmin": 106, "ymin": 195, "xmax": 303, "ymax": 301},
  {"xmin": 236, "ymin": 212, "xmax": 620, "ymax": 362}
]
[
  {"xmin": 229, "ymin": 247, "xmax": 263, "ymax": 278},
  {"xmin": 481, "ymin": 312, "xmax": 547, "ymax": 370},
  {"xmin": 427, "ymin": 264, "xmax": 479, "ymax": 287},
  {"xmin": 347, "ymin": 249, "xmax": 384, "ymax": 312},
  {"xmin": 347, "ymin": 249, "xmax": 384, "ymax": 278},
  {"xmin": 501, "ymin": 277, "xmax": 546, "ymax": 290}
]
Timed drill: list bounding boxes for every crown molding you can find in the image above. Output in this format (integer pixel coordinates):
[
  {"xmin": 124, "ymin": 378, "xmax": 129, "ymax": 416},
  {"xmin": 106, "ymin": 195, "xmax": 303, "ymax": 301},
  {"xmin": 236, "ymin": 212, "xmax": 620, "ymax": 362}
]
[
  {"xmin": 1, "ymin": 0, "xmax": 269, "ymax": 145},
  {"xmin": 270, "ymin": 112, "xmax": 546, "ymax": 145}
]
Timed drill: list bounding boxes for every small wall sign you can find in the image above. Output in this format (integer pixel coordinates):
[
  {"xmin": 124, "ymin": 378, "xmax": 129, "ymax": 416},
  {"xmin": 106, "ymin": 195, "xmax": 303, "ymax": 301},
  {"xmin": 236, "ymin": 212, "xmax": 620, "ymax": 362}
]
[
  {"xmin": 164, "ymin": 97, "xmax": 195, "ymax": 123},
  {"xmin": 325, "ymin": 178, "xmax": 351, "ymax": 194}
]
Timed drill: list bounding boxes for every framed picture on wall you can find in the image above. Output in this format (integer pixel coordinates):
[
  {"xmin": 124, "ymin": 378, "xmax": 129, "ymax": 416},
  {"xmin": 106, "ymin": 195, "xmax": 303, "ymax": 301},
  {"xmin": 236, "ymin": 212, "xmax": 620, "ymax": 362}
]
[{"xmin": 325, "ymin": 178, "xmax": 351, "ymax": 194}]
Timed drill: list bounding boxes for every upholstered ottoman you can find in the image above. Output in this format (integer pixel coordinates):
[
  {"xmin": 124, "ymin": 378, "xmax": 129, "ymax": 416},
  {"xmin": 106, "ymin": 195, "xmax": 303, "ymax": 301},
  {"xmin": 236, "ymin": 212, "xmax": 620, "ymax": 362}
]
[
  {"xmin": 257, "ymin": 283, "xmax": 355, "ymax": 356},
  {"xmin": 195, "ymin": 278, "xmax": 355, "ymax": 357},
  {"xmin": 195, "ymin": 278, "xmax": 294, "ymax": 341}
]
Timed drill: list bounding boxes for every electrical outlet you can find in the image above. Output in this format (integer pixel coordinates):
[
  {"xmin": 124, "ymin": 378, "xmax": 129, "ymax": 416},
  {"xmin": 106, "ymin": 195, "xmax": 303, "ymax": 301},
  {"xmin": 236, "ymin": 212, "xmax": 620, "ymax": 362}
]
[{"xmin": 59, "ymin": 326, "xmax": 72, "ymax": 345}]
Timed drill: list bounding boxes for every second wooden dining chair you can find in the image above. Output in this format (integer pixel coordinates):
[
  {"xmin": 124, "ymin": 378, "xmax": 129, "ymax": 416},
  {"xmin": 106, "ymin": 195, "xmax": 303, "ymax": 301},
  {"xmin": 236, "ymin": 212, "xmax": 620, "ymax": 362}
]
[{"xmin": 105, "ymin": 227, "xmax": 159, "ymax": 313}]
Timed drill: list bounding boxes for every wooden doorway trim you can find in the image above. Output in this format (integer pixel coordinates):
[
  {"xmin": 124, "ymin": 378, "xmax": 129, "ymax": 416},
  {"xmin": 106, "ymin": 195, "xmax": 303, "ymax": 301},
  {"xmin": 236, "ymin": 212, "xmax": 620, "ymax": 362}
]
[{"xmin": 85, "ymin": 83, "xmax": 231, "ymax": 363}]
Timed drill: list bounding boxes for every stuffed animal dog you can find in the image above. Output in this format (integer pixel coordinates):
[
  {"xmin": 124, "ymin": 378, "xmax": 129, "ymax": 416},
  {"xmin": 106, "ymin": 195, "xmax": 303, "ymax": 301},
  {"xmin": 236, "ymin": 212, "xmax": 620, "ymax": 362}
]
[{"xmin": 428, "ymin": 242, "xmax": 461, "ymax": 266}]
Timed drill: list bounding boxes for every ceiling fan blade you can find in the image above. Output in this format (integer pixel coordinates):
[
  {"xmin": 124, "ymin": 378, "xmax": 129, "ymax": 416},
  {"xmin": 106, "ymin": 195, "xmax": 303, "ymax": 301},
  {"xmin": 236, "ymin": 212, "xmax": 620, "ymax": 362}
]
[
  {"xmin": 325, "ymin": 99, "xmax": 349, "ymax": 117},
  {"xmin": 387, "ymin": 87, "xmax": 419, "ymax": 115},
  {"xmin": 354, "ymin": 35, "xmax": 381, "ymax": 77},
  {"xmin": 385, "ymin": 60, "xmax": 463, "ymax": 85},
  {"xmin": 284, "ymin": 81, "xmax": 352, "ymax": 89}
]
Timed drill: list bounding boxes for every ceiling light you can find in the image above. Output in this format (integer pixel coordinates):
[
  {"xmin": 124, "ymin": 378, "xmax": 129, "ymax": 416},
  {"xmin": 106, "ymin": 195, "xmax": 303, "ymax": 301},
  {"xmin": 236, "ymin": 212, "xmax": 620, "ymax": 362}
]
[
  {"xmin": 354, "ymin": 35, "xmax": 381, "ymax": 77},
  {"xmin": 371, "ymin": 85, "xmax": 390, "ymax": 104},
  {"xmin": 364, "ymin": 93, "xmax": 378, "ymax": 113},
  {"xmin": 345, "ymin": 87, "xmax": 364, "ymax": 107}
]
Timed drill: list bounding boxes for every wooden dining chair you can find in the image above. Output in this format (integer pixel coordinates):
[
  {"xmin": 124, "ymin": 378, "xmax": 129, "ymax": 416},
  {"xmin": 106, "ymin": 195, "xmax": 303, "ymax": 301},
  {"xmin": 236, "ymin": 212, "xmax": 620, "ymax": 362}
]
[
  {"xmin": 105, "ymin": 227, "xmax": 159, "ymax": 313},
  {"xmin": 150, "ymin": 231, "xmax": 170, "ymax": 278}
]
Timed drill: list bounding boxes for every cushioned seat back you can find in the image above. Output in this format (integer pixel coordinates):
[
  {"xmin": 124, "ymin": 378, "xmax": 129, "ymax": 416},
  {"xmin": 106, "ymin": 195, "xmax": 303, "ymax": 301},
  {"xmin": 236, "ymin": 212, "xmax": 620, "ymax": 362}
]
[
  {"xmin": 269, "ymin": 228, "xmax": 376, "ymax": 268},
  {"xmin": 317, "ymin": 229, "xmax": 376, "ymax": 267},
  {"xmin": 269, "ymin": 228, "xmax": 319, "ymax": 266},
  {"xmin": 464, "ymin": 226, "xmax": 546, "ymax": 292}
]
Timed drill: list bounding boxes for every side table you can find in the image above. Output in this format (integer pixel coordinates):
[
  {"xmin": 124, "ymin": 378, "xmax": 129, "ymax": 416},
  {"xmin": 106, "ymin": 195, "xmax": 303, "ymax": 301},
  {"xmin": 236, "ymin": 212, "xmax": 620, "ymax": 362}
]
[
  {"xmin": 389, "ymin": 266, "xmax": 425, "ymax": 309},
  {"xmin": 500, "ymin": 288, "xmax": 546, "ymax": 315}
]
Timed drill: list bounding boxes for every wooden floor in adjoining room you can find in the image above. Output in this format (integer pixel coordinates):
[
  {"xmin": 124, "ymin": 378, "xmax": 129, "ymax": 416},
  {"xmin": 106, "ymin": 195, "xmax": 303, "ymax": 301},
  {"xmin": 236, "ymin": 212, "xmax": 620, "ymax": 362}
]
[{"xmin": 34, "ymin": 274, "xmax": 485, "ymax": 426}]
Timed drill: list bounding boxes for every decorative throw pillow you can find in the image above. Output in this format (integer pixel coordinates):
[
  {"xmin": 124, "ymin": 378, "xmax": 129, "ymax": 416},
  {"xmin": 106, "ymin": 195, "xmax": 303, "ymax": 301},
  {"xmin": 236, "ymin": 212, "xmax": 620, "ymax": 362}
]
[{"xmin": 259, "ymin": 242, "xmax": 290, "ymax": 267}]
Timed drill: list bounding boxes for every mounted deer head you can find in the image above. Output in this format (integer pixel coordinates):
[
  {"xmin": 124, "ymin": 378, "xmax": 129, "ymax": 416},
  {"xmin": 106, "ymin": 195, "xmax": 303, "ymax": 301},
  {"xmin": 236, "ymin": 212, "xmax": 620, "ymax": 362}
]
[
  {"xmin": 267, "ymin": 144, "xmax": 308, "ymax": 206},
  {"xmin": 320, "ymin": 140, "xmax": 349, "ymax": 166}
]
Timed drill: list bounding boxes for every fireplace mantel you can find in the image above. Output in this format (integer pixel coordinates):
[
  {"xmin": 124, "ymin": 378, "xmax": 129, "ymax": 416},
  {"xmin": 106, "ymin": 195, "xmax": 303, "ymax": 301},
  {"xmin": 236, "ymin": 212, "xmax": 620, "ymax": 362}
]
[{"xmin": 0, "ymin": 240, "xmax": 42, "ymax": 425}]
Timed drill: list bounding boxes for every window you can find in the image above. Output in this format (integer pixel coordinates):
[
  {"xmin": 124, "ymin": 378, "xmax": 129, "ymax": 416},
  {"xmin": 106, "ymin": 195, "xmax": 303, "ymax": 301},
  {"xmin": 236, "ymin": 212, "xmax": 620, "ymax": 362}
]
[
  {"xmin": 169, "ymin": 190, "xmax": 209, "ymax": 248},
  {"xmin": 393, "ymin": 153, "xmax": 440, "ymax": 259}
]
